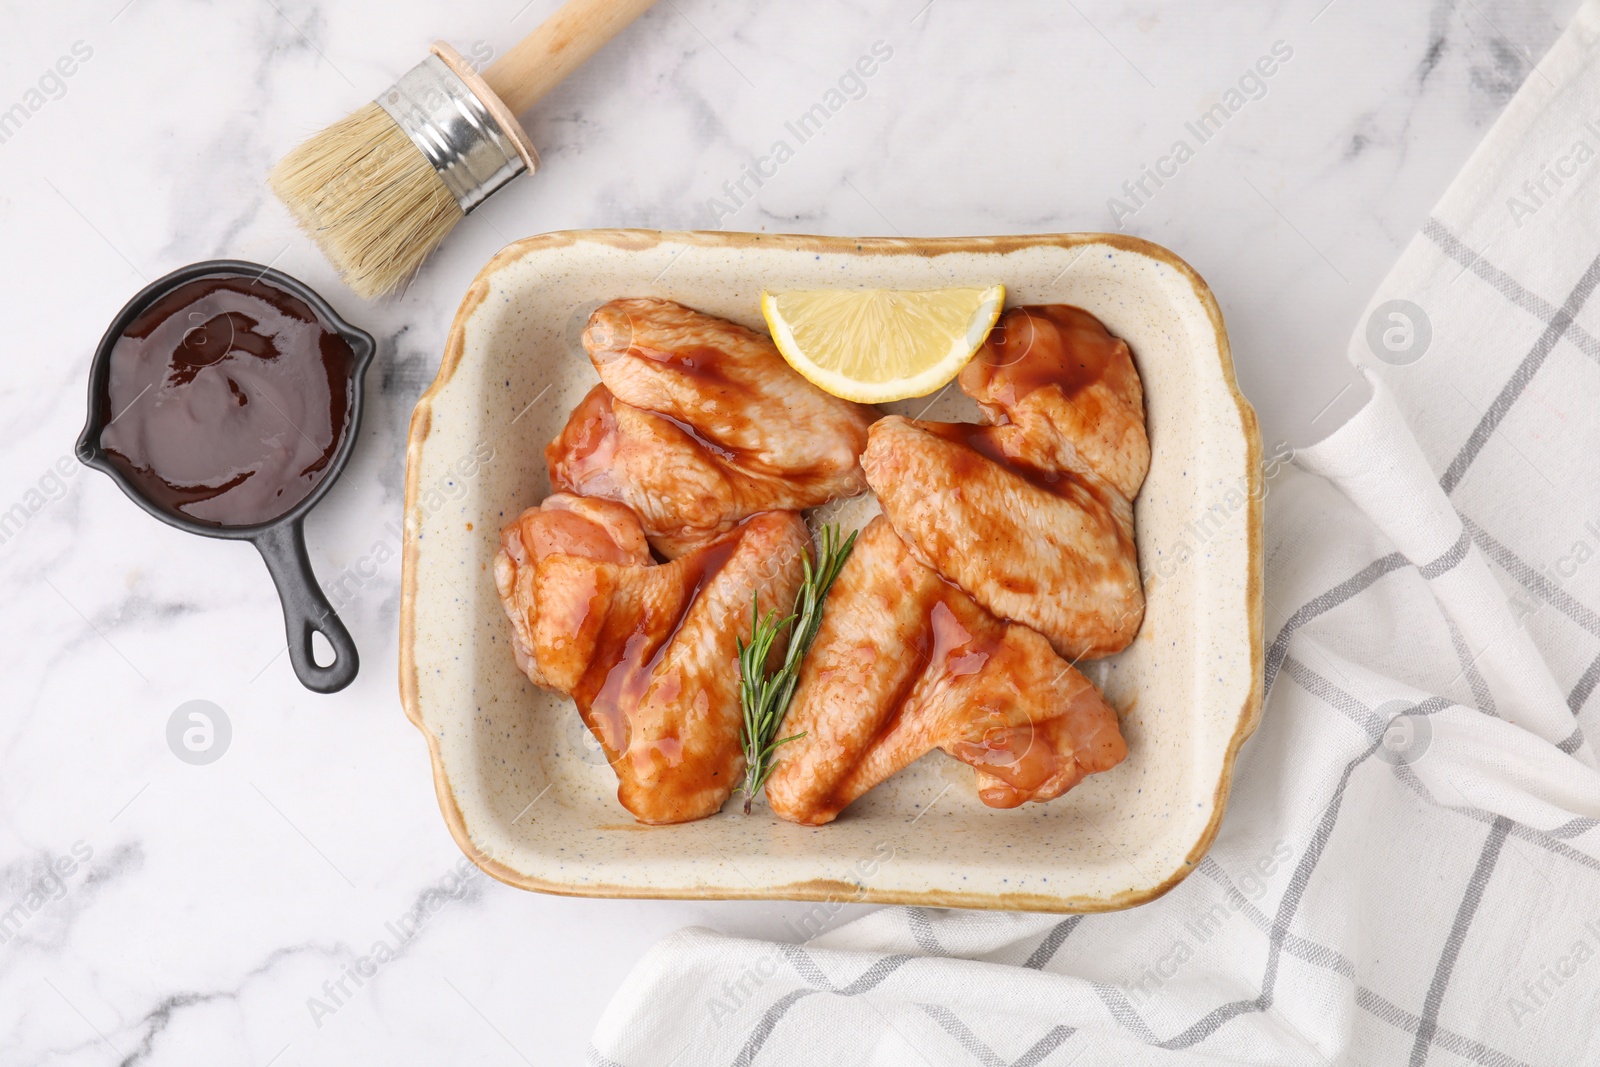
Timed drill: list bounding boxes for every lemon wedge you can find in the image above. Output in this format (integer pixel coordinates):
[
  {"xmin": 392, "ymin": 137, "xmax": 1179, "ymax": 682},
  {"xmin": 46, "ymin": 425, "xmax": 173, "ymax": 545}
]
[{"xmin": 761, "ymin": 285, "xmax": 1005, "ymax": 403}]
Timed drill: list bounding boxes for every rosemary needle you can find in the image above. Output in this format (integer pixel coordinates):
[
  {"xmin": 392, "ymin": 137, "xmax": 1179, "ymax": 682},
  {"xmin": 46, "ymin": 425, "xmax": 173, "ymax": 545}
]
[{"xmin": 736, "ymin": 523, "xmax": 858, "ymax": 814}]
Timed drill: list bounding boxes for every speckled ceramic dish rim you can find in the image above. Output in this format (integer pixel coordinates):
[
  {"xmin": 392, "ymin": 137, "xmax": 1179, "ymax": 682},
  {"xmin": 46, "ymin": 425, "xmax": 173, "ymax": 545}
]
[{"xmin": 401, "ymin": 229, "xmax": 1264, "ymax": 913}]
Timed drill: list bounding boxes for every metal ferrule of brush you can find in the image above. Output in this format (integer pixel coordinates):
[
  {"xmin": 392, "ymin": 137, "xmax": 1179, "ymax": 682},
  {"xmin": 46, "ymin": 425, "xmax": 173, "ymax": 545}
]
[{"xmin": 377, "ymin": 49, "xmax": 532, "ymax": 214}]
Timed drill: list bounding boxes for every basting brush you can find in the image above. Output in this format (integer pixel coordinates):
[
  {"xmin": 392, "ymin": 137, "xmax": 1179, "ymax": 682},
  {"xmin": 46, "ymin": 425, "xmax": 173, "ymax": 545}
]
[{"xmin": 270, "ymin": 0, "xmax": 656, "ymax": 298}]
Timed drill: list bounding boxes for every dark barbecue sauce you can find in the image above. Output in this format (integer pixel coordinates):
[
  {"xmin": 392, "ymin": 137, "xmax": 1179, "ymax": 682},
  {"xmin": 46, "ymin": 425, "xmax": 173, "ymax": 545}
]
[{"xmin": 98, "ymin": 274, "xmax": 355, "ymax": 527}]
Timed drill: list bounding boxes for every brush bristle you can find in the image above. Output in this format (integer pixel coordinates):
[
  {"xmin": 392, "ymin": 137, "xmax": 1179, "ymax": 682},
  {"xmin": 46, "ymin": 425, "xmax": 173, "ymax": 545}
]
[{"xmin": 269, "ymin": 103, "xmax": 463, "ymax": 299}]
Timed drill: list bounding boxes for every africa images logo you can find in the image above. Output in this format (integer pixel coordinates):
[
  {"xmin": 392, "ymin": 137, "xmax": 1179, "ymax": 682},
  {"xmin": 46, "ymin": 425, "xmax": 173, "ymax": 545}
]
[
  {"xmin": 166, "ymin": 700, "xmax": 232, "ymax": 766},
  {"xmin": 1365, "ymin": 299, "xmax": 1432, "ymax": 367}
]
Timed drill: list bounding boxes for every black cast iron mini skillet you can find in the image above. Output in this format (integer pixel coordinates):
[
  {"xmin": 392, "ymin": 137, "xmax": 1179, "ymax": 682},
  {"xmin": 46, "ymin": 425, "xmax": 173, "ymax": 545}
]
[{"xmin": 76, "ymin": 260, "xmax": 375, "ymax": 694}]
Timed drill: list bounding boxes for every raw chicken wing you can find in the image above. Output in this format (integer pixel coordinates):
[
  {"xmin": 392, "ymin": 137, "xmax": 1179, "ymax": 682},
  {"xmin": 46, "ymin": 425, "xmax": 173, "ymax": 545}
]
[
  {"xmin": 863, "ymin": 417, "xmax": 1141, "ymax": 659},
  {"xmin": 766, "ymin": 518, "xmax": 1127, "ymax": 826},
  {"xmin": 548, "ymin": 298, "xmax": 876, "ymax": 556},
  {"xmin": 549, "ymin": 383, "xmax": 848, "ymax": 559},
  {"xmin": 496, "ymin": 503, "xmax": 810, "ymax": 824},
  {"xmin": 863, "ymin": 305, "xmax": 1149, "ymax": 659},
  {"xmin": 493, "ymin": 493, "xmax": 651, "ymax": 686},
  {"xmin": 961, "ymin": 304, "xmax": 1149, "ymax": 500}
]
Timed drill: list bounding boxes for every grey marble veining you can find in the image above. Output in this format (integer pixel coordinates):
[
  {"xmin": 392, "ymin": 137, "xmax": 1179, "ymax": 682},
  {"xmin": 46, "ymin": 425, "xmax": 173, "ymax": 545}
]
[{"xmin": 0, "ymin": 0, "xmax": 1581, "ymax": 1062}]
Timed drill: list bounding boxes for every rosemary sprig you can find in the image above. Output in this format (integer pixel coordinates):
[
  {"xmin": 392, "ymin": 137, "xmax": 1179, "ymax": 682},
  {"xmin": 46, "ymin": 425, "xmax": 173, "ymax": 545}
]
[{"xmin": 736, "ymin": 523, "xmax": 859, "ymax": 813}]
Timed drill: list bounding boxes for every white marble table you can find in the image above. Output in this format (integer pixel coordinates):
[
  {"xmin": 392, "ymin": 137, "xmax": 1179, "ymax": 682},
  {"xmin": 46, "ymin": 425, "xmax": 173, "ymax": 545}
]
[{"xmin": 0, "ymin": 0, "xmax": 1579, "ymax": 1062}]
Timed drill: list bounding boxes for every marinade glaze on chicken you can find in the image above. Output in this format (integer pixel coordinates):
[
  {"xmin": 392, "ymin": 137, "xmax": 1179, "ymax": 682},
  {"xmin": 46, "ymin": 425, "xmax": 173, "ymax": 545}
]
[{"xmin": 497, "ymin": 299, "xmax": 1145, "ymax": 824}]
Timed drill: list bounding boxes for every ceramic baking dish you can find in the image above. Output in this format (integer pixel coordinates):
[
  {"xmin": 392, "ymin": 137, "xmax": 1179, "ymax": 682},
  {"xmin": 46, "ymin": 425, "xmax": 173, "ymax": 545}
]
[{"xmin": 401, "ymin": 229, "xmax": 1262, "ymax": 912}]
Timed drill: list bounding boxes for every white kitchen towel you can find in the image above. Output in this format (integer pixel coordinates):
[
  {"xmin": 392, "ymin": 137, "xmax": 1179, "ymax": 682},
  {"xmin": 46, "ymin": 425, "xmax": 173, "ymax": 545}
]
[{"xmin": 590, "ymin": 2, "xmax": 1600, "ymax": 1063}]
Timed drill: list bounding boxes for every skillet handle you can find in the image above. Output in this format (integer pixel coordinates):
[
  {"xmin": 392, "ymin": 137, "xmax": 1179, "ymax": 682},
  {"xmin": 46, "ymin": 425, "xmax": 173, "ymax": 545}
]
[{"xmin": 253, "ymin": 521, "xmax": 359, "ymax": 694}]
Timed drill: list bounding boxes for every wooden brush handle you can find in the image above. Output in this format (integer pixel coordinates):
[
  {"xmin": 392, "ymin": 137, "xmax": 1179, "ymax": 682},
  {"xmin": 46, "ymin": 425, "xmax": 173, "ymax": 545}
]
[{"xmin": 485, "ymin": 0, "xmax": 657, "ymax": 115}]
